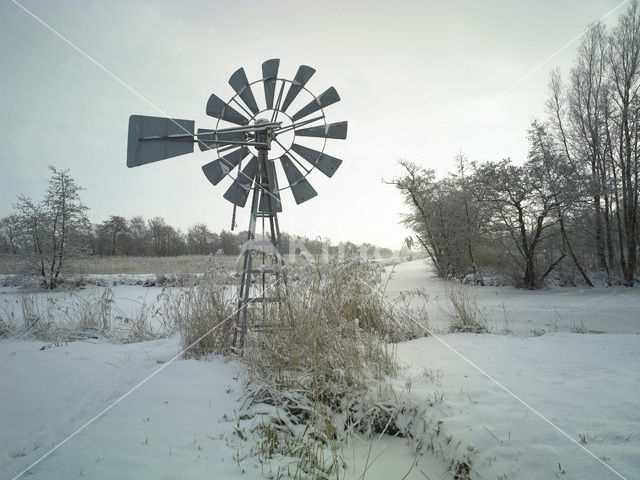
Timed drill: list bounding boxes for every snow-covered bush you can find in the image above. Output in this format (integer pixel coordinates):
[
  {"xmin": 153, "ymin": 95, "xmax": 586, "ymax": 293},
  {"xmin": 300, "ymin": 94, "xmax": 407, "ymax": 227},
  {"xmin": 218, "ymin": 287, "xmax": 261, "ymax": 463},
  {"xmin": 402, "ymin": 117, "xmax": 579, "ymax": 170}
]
[{"xmin": 162, "ymin": 256, "xmax": 446, "ymax": 478}]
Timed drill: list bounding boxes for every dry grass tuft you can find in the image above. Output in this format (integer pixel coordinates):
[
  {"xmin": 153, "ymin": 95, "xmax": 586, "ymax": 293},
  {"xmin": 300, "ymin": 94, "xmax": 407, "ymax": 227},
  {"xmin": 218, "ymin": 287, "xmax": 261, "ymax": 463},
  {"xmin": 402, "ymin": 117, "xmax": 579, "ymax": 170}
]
[
  {"xmin": 235, "ymin": 258, "xmax": 427, "ymax": 477},
  {"xmin": 444, "ymin": 283, "xmax": 488, "ymax": 334},
  {"xmin": 0, "ymin": 285, "xmax": 169, "ymax": 343},
  {"xmin": 161, "ymin": 261, "xmax": 237, "ymax": 357}
]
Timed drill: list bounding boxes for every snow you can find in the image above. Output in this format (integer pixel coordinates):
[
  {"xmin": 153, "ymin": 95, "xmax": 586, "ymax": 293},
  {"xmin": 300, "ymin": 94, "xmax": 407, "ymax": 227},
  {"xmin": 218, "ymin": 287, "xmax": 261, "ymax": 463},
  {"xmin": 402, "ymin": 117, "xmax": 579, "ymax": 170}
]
[
  {"xmin": 1, "ymin": 338, "xmax": 250, "ymax": 479},
  {"xmin": 1, "ymin": 259, "xmax": 639, "ymax": 479},
  {"xmin": 342, "ymin": 436, "xmax": 449, "ymax": 480},
  {"xmin": 396, "ymin": 333, "xmax": 640, "ymax": 479}
]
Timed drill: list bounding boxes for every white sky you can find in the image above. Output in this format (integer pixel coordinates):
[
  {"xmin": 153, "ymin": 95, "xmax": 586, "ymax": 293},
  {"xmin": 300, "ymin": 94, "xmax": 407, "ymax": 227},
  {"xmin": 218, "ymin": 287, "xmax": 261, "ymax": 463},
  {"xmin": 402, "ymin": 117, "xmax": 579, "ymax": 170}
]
[{"xmin": 0, "ymin": 0, "xmax": 627, "ymax": 249}]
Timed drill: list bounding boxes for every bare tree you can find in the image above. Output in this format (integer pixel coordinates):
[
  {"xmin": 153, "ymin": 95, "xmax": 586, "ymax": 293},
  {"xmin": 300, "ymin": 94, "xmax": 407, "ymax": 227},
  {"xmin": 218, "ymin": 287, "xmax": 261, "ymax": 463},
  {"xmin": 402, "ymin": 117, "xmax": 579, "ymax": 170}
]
[
  {"xmin": 608, "ymin": 0, "xmax": 640, "ymax": 286},
  {"xmin": 568, "ymin": 22, "xmax": 614, "ymax": 278},
  {"xmin": 386, "ymin": 161, "xmax": 449, "ymax": 276},
  {"xmin": 14, "ymin": 195, "xmax": 47, "ymax": 278},
  {"xmin": 387, "ymin": 161, "xmax": 482, "ymax": 280},
  {"xmin": 454, "ymin": 153, "xmax": 483, "ymax": 284},
  {"xmin": 475, "ymin": 159, "xmax": 560, "ymax": 289},
  {"xmin": 147, "ymin": 217, "xmax": 186, "ymax": 256},
  {"xmin": 126, "ymin": 216, "xmax": 150, "ymax": 255},
  {"xmin": 13, "ymin": 166, "xmax": 89, "ymax": 287},
  {"xmin": 101, "ymin": 215, "xmax": 128, "ymax": 255},
  {"xmin": 528, "ymin": 121, "xmax": 594, "ymax": 286},
  {"xmin": 187, "ymin": 223, "xmax": 214, "ymax": 254}
]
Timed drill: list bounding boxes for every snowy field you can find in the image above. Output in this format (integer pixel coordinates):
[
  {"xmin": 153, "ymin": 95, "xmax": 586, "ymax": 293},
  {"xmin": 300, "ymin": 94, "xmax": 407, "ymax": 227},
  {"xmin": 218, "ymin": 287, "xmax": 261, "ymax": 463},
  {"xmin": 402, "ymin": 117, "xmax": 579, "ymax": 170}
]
[{"xmin": 1, "ymin": 259, "xmax": 639, "ymax": 479}]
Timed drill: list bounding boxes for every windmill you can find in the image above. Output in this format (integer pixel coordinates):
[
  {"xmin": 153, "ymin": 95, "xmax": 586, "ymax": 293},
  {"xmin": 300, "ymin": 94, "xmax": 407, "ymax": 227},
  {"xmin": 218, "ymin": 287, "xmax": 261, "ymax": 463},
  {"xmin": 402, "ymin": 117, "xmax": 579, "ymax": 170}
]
[{"xmin": 126, "ymin": 59, "xmax": 347, "ymax": 346}]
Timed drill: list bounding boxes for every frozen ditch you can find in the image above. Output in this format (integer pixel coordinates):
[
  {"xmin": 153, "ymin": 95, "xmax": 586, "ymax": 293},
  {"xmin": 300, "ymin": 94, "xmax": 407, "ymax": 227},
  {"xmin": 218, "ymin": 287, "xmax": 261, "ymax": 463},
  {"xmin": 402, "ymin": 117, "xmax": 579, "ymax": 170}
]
[{"xmin": 383, "ymin": 259, "xmax": 640, "ymax": 335}]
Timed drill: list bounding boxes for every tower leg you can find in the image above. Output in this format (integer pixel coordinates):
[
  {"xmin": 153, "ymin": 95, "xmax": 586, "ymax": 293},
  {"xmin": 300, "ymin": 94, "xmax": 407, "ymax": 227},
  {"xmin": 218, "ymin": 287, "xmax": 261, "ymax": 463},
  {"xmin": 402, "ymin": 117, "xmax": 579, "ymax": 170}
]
[
  {"xmin": 269, "ymin": 212, "xmax": 293, "ymax": 324},
  {"xmin": 236, "ymin": 149, "xmax": 292, "ymax": 348},
  {"xmin": 237, "ymin": 170, "xmax": 261, "ymax": 347}
]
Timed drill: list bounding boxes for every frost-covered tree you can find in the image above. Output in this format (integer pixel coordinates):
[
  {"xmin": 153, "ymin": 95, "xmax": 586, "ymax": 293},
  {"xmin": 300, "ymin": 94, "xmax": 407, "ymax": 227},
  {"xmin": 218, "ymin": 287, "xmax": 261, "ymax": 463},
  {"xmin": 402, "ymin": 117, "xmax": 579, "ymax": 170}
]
[
  {"xmin": 13, "ymin": 166, "xmax": 90, "ymax": 288},
  {"xmin": 608, "ymin": 0, "xmax": 640, "ymax": 286},
  {"xmin": 475, "ymin": 159, "xmax": 560, "ymax": 289},
  {"xmin": 528, "ymin": 121, "xmax": 594, "ymax": 286},
  {"xmin": 126, "ymin": 216, "xmax": 150, "ymax": 255},
  {"xmin": 147, "ymin": 217, "xmax": 186, "ymax": 256},
  {"xmin": 388, "ymin": 161, "xmax": 475, "ymax": 280},
  {"xmin": 546, "ymin": 2, "xmax": 640, "ymax": 285}
]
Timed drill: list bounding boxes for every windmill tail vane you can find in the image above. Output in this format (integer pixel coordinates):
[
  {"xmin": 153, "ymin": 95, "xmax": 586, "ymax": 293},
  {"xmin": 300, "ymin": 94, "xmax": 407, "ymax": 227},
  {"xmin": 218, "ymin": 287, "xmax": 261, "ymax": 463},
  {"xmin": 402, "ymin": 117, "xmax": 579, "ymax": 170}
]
[{"xmin": 126, "ymin": 59, "xmax": 348, "ymax": 347}]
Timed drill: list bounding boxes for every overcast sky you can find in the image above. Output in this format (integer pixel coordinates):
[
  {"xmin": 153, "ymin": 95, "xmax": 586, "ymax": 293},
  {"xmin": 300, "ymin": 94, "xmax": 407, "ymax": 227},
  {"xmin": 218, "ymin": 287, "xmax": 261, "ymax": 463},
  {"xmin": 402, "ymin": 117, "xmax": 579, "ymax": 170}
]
[{"xmin": 0, "ymin": 0, "xmax": 627, "ymax": 250}]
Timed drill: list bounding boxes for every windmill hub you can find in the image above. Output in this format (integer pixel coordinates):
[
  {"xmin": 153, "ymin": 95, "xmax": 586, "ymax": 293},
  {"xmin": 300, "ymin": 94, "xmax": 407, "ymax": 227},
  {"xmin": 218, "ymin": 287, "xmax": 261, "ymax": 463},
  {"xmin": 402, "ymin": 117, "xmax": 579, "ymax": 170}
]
[
  {"xmin": 255, "ymin": 127, "xmax": 273, "ymax": 150},
  {"xmin": 126, "ymin": 59, "xmax": 348, "ymax": 347}
]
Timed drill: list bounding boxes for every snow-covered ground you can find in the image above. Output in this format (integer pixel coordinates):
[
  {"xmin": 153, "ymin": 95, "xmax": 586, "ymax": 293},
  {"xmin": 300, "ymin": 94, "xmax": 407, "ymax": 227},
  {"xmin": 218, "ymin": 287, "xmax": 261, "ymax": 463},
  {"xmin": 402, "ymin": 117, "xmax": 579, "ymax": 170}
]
[
  {"xmin": 1, "ymin": 338, "xmax": 252, "ymax": 479},
  {"xmin": 396, "ymin": 333, "xmax": 639, "ymax": 479},
  {"xmin": 365, "ymin": 260, "xmax": 640, "ymax": 479},
  {"xmin": 1, "ymin": 259, "xmax": 639, "ymax": 479}
]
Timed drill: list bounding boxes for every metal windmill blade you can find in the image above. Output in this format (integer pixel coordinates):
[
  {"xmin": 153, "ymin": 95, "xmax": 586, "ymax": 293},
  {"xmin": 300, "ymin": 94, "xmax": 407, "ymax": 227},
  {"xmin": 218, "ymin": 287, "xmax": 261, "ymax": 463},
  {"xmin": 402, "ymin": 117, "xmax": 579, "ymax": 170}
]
[
  {"xmin": 262, "ymin": 59, "xmax": 280, "ymax": 109},
  {"xmin": 280, "ymin": 154, "xmax": 318, "ymax": 204},
  {"xmin": 201, "ymin": 147, "xmax": 250, "ymax": 186},
  {"xmin": 290, "ymin": 143, "xmax": 342, "ymax": 178},
  {"xmin": 280, "ymin": 65, "xmax": 316, "ymax": 112},
  {"xmin": 290, "ymin": 87, "xmax": 341, "ymax": 122},
  {"xmin": 229, "ymin": 67, "xmax": 260, "ymax": 115},
  {"xmin": 223, "ymin": 156, "xmax": 258, "ymax": 207},
  {"xmin": 206, "ymin": 94, "xmax": 249, "ymax": 125},
  {"xmin": 295, "ymin": 121, "xmax": 348, "ymax": 139}
]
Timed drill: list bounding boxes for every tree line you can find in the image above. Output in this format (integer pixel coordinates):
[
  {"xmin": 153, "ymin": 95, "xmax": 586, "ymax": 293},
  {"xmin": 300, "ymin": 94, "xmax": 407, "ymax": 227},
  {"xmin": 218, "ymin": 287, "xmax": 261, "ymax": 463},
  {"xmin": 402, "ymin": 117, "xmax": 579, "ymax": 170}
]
[
  {"xmin": 1, "ymin": 206, "xmax": 387, "ymax": 260},
  {"xmin": 390, "ymin": 3, "xmax": 639, "ymax": 288},
  {"xmin": 0, "ymin": 166, "xmax": 391, "ymax": 287}
]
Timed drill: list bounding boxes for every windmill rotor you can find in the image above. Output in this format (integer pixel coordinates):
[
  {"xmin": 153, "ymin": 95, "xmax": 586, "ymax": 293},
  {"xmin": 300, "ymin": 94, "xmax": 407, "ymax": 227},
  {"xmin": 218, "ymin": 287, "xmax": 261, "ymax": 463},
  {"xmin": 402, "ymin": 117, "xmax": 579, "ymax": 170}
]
[
  {"xmin": 128, "ymin": 59, "xmax": 346, "ymax": 208},
  {"xmin": 204, "ymin": 68, "xmax": 346, "ymax": 204}
]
